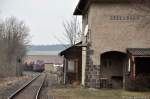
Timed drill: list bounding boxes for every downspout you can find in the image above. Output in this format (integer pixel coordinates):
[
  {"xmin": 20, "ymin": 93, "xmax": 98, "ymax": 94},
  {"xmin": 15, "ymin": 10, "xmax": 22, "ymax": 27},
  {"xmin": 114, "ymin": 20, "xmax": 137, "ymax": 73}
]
[{"xmin": 82, "ymin": 46, "xmax": 87, "ymax": 86}]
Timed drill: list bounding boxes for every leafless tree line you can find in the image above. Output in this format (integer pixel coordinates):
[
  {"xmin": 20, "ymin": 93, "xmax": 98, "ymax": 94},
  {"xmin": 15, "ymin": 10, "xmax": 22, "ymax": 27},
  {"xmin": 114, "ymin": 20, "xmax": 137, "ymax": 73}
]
[
  {"xmin": 54, "ymin": 16, "xmax": 81, "ymax": 47},
  {"xmin": 62, "ymin": 16, "xmax": 81, "ymax": 46},
  {"xmin": 0, "ymin": 17, "xmax": 29, "ymax": 73}
]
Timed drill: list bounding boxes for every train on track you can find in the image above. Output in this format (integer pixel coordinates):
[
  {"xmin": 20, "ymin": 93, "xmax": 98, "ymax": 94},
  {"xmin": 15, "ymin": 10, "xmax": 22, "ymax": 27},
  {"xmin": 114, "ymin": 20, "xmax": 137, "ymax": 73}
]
[
  {"xmin": 24, "ymin": 60, "xmax": 45, "ymax": 72},
  {"xmin": 33, "ymin": 60, "xmax": 45, "ymax": 72}
]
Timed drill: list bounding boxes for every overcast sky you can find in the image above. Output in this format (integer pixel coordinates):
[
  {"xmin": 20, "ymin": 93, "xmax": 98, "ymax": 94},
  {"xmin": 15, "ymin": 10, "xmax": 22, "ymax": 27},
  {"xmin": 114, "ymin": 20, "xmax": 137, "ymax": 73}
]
[{"xmin": 0, "ymin": 0, "xmax": 79, "ymax": 45}]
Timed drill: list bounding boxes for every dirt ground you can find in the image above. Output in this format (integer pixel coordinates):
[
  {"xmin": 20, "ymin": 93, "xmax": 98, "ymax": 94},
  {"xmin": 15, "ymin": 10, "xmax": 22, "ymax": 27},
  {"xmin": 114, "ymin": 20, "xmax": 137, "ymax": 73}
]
[
  {"xmin": 40, "ymin": 73, "xmax": 150, "ymax": 99},
  {"xmin": 0, "ymin": 72, "xmax": 149, "ymax": 99},
  {"xmin": 0, "ymin": 76, "xmax": 29, "ymax": 88}
]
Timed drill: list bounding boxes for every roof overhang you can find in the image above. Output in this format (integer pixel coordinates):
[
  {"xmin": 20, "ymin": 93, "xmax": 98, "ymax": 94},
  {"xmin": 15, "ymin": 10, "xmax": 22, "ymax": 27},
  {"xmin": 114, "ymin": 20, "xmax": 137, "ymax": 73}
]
[
  {"xmin": 73, "ymin": 0, "xmax": 131, "ymax": 15},
  {"xmin": 73, "ymin": 0, "xmax": 88, "ymax": 15},
  {"xmin": 127, "ymin": 48, "xmax": 150, "ymax": 56},
  {"xmin": 59, "ymin": 42, "xmax": 87, "ymax": 56}
]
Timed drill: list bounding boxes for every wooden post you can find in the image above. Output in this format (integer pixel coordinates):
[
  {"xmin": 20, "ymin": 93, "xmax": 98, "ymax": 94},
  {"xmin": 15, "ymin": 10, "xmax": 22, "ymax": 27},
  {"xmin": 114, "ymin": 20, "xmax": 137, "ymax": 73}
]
[
  {"xmin": 75, "ymin": 59, "xmax": 79, "ymax": 80},
  {"xmin": 63, "ymin": 57, "xmax": 67, "ymax": 84}
]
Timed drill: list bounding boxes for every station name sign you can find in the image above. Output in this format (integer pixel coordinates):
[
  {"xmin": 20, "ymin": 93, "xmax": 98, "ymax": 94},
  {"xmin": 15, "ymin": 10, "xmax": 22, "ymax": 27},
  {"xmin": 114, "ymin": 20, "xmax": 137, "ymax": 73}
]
[{"xmin": 110, "ymin": 15, "xmax": 150, "ymax": 21}]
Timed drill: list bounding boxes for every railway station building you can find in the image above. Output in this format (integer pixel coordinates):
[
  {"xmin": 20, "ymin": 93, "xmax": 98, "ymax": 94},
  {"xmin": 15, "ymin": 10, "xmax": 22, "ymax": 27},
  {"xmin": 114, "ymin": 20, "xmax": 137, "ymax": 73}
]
[{"xmin": 61, "ymin": 0, "xmax": 150, "ymax": 89}]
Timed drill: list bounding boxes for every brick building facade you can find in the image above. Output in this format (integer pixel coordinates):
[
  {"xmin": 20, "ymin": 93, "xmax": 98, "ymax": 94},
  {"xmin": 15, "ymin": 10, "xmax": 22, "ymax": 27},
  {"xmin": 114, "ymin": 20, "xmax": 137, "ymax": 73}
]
[{"xmin": 74, "ymin": 0, "xmax": 150, "ymax": 89}]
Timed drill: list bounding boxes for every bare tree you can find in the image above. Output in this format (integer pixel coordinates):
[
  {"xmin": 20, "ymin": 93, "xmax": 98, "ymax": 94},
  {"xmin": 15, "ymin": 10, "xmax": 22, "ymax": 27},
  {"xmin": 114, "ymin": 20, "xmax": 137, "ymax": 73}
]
[
  {"xmin": 0, "ymin": 16, "xmax": 29, "ymax": 76},
  {"xmin": 62, "ymin": 16, "xmax": 81, "ymax": 46}
]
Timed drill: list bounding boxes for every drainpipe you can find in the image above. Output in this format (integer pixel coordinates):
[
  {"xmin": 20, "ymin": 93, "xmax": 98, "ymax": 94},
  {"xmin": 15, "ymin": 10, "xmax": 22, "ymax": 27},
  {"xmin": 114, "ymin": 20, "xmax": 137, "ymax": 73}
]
[
  {"xmin": 81, "ymin": 25, "xmax": 88, "ymax": 86},
  {"xmin": 82, "ymin": 46, "xmax": 87, "ymax": 86}
]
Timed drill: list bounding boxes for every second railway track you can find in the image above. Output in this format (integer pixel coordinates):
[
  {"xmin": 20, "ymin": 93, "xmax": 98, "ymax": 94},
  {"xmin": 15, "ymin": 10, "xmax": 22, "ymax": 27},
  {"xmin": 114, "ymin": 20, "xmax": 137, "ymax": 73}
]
[{"xmin": 7, "ymin": 73, "xmax": 46, "ymax": 99}]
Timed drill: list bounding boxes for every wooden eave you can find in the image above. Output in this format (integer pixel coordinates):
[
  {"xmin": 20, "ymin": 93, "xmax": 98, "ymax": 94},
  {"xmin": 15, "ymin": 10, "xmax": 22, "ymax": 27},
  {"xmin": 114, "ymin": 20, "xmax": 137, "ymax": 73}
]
[{"xmin": 59, "ymin": 42, "xmax": 84, "ymax": 56}]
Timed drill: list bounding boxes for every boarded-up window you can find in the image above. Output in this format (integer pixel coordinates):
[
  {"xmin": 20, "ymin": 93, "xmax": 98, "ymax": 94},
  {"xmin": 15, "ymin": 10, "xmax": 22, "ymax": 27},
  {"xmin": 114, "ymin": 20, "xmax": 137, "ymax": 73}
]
[{"xmin": 68, "ymin": 60, "xmax": 75, "ymax": 72}]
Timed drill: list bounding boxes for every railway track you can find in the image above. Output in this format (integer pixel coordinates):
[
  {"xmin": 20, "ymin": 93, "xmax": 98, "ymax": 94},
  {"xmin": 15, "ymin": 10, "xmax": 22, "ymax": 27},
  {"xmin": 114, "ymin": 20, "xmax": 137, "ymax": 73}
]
[{"xmin": 7, "ymin": 73, "xmax": 46, "ymax": 99}]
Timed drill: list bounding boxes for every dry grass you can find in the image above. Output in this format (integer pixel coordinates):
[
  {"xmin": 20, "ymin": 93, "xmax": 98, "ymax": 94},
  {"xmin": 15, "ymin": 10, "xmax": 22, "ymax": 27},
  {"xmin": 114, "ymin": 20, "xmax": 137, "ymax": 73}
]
[
  {"xmin": 47, "ymin": 87, "xmax": 150, "ymax": 99},
  {"xmin": 0, "ymin": 76, "xmax": 31, "ymax": 88}
]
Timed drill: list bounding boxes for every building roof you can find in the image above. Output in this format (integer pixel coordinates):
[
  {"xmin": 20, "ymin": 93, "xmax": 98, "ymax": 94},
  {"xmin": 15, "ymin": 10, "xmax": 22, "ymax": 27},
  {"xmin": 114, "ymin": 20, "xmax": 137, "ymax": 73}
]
[
  {"xmin": 73, "ymin": 0, "xmax": 131, "ymax": 15},
  {"xmin": 73, "ymin": 0, "xmax": 88, "ymax": 15},
  {"xmin": 59, "ymin": 42, "xmax": 85, "ymax": 56},
  {"xmin": 127, "ymin": 48, "xmax": 150, "ymax": 56}
]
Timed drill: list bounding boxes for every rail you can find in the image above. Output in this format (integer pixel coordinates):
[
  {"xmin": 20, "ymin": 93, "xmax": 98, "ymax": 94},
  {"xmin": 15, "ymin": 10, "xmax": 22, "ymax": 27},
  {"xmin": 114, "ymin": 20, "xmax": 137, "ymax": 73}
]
[
  {"xmin": 7, "ymin": 73, "xmax": 43, "ymax": 99},
  {"xmin": 35, "ymin": 74, "xmax": 46, "ymax": 99}
]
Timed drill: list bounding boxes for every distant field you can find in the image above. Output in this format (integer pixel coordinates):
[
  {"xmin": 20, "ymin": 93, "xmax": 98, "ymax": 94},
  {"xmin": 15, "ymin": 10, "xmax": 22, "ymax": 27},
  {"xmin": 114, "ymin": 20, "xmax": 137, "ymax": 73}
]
[
  {"xmin": 28, "ymin": 45, "xmax": 69, "ymax": 51},
  {"xmin": 26, "ymin": 45, "xmax": 70, "ymax": 56},
  {"xmin": 27, "ymin": 51, "xmax": 60, "ymax": 55}
]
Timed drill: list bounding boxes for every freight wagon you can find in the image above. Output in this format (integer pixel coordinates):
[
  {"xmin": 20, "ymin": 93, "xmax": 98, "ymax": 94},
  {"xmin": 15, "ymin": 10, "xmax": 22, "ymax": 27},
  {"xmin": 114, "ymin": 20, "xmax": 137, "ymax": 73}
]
[{"xmin": 33, "ymin": 60, "xmax": 45, "ymax": 72}]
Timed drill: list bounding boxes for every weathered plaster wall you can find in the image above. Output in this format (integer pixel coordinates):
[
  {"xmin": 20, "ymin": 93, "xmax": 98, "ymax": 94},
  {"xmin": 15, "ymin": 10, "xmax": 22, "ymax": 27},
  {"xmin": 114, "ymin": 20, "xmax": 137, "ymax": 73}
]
[
  {"xmin": 90, "ymin": 2, "xmax": 150, "ymax": 65},
  {"xmin": 84, "ymin": 2, "xmax": 150, "ymax": 88}
]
